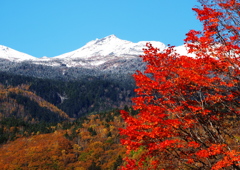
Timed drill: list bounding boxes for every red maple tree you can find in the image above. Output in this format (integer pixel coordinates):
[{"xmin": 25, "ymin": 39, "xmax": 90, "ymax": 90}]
[{"xmin": 120, "ymin": 0, "xmax": 240, "ymax": 169}]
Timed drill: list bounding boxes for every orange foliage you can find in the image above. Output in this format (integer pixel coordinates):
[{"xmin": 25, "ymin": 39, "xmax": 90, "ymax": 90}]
[
  {"xmin": 67, "ymin": 114, "xmax": 126, "ymax": 169},
  {"xmin": 0, "ymin": 131, "xmax": 76, "ymax": 170}
]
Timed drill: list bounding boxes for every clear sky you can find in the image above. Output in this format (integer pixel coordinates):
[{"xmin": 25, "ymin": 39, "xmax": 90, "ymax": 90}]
[{"xmin": 1, "ymin": 0, "xmax": 202, "ymax": 58}]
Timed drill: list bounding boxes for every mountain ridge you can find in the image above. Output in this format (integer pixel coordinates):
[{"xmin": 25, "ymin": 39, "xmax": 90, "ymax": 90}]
[
  {"xmin": 0, "ymin": 35, "xmax": 191, "ymax": 80},
  {"xmin": 0, "ymin": 45, "xmax": 36, "ymax": 61},
  {"xmin": 0, "ymin": 35, "xmax": 186, "ymax": 68}
]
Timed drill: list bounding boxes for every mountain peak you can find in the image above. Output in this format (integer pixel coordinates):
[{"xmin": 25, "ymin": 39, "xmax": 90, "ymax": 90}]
[
  {"xmin": 0, "ymin": 36, "xmax": 169, "ymax": 68},
  {"xmin": 92, "ymin": 34, "xmax": 123, "ymax": 45},
  {"xmin": 105, "ymin": 34, "xmax": 117, "ymax": 39},
  {"xmin": 53, "ymin": 35, "xmax": 167, "ymax": 63},
  {"xmin": 98, "ymin": 34, "xmax": 118, "ymax": 41}
]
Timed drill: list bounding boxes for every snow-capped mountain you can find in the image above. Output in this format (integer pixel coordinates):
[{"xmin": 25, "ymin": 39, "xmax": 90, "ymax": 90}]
[
  {"xmin": 0, "ymin": 35, "xmax": 168, "ymax": 68},
  {"xmin": 0, "ymin": 35, "xmax": 193, "ymax": 80},
  {"xmin": 36, "ymin": 34, "xmax": 167, "ymax": 68},
  {"xmin": 54, "ymin": 34, "xmax": 166, "ymax": 59},
  {"xmin": 0, "ymin": 45, "xmax": 36, "ymax": 62},
  {"xmin": 0, "ymin": 35, "xmax": 195, "ymax": 74}
]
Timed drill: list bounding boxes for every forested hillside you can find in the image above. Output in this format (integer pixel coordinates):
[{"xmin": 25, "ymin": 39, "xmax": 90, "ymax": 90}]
[
  {"xmin": 0, "ymin": 83, "xmax": 70, "ymax": 122},
  {"xmin": 0, "ymin": 109, "xmax": 136, "ymax": 169},
  {"xmin": 0, "ymin": 71, "xmax": 135, "ymax": 118}
]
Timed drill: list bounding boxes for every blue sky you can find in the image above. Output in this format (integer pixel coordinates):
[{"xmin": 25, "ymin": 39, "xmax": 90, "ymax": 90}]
[{"xmin": 1, "ymin": 0, "xmax": 202, "ymax": 58}]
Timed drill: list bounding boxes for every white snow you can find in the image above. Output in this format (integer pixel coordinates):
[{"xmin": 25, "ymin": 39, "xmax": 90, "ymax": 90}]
[
  {"xmin": 53, "ymin": 35, "xmax": 167, "ymax": 59},
  {"xmin": 174, "ymin": 44, "xmax": 196, "ymax": 58},
  {"xmin": 0, "ymin": 35, "xmax": 195, "ymax": 68},
  {"xmin": 0, "ymin": 45, "xmax": 37, "ymax": 62},
  {"xmin": 48, "ymin": 35, "xmax": 167, "ymax": 67}
]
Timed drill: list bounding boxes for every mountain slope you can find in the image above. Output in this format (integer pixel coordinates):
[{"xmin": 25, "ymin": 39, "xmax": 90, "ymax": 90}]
[
  {"xmin": 0, "ymin": 35, "xmax": 167, "ymax": 68},
  {"xmin": 23, "ymin": 35, "xmax": 167, "ymax": 69},
  {"xmin": 0, "ymin": 83, "xmax": 71, "ymax": 122},
  {"xmin": 0, "ymin": 45, "xmax": 36, "ymax": 62},
  {"xmin": 0, "ymin": 72, "xmax": 135, "ymax": 118},
  {"xmin": 53, "ymin": 34, "xmax": 166, "ymax": 63},
  {"xmin": 0, "ymin": 35, "xmax": 194, "ymax": 80}
]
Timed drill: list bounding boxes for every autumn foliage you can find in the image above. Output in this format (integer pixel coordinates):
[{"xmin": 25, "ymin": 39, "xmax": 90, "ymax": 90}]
[
  {"xmin": 0, "ymin": 111, "xmax": 127, "ymax": 170},
  {"xmin": 0, "ymin": 131, "xmax": 76, "ymax": 170},
  {"xmin": 120, "ymin": 0, "xmax": 240, "ymax": 169}
]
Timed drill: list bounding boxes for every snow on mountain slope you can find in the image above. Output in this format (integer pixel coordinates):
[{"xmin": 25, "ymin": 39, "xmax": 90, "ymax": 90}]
[
  {"xmin": 0, "ymin": 45, "xmax": 37, "ymax": 61},
  {"xmin": 49, "ymin": 35, "xmax": 167, "ymax": 67},
  {"xmin": 0, "ymin": 35, "xmax": 194, "ymax": 69},
  {"xmin": 53, "ymin": 35, "xmax": 166, "ymax": 60}
]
